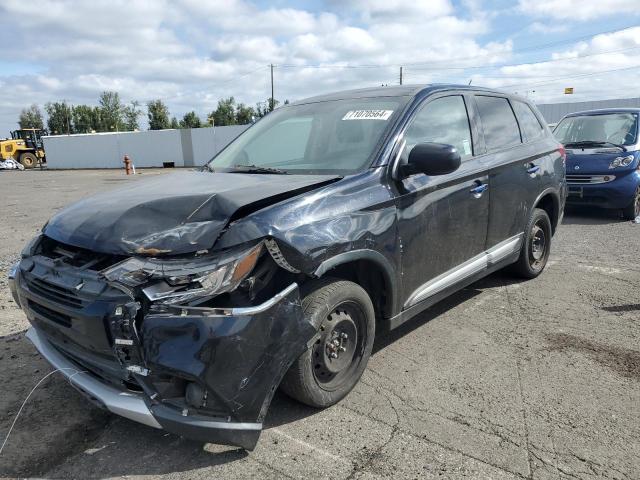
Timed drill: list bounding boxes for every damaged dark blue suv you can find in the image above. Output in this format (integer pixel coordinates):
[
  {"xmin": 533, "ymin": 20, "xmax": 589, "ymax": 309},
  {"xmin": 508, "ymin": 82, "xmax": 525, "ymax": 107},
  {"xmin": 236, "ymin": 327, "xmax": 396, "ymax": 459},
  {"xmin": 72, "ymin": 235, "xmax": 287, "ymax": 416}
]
[{"xmin": 9, "ymin": 85, "xmax": 565, "ymax": 450}]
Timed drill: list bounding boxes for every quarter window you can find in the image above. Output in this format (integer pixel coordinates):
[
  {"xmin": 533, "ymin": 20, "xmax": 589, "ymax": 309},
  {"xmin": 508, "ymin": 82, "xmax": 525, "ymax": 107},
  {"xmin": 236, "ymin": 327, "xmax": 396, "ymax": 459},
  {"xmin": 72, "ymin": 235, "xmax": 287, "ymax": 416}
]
[
  {"xmin": 475, "ymin": 96, "xmax": 522, "ymax": 151},
  {"xmin": 403, "ymin": 96, "xmax": 473, "ymax": 162},
  {"xmin": 513, "ymin": 100, "xmax": 544, "ymax": 142}
]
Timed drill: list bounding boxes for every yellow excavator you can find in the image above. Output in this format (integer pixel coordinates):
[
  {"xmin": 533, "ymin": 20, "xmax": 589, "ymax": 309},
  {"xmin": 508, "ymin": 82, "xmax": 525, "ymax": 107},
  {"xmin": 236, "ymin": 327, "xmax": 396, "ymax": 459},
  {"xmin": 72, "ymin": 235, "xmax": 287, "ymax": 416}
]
[{"xmin": 0, "ymin": 129, "xmax": 46, "ymax": 169}]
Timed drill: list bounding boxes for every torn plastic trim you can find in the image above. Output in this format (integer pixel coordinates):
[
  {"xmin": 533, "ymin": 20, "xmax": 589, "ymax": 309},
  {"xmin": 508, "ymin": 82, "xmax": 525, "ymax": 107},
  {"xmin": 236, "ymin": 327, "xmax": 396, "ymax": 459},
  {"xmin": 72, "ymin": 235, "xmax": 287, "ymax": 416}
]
[
  {"xmin": 154, "ymin": 282, "xmax": 299, "ymax": 317},
  {"xmin": 265, "ymin": 238, "xmax": 300, "ymax": 273}
]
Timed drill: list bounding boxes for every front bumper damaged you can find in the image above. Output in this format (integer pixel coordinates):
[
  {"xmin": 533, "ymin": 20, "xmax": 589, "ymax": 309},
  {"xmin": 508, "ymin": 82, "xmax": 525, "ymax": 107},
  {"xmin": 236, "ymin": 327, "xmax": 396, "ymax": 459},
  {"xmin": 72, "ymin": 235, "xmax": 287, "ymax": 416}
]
[{"xmin": 21, "ymin": 277, "xmax": 314, "ymax": 450}]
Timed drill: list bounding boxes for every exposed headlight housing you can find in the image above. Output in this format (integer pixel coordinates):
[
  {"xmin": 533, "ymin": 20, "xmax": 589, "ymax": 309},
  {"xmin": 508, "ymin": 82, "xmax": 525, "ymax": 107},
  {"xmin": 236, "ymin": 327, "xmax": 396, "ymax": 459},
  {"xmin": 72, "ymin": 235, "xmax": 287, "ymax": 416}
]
[
  {"xmin": 102, "ymin": 242, "xmax": 263, "ymax": 305},
  {"xmin": 609, "ymin": 154, "xmax": 635, "ymax": 169},
  {"xmin": 21, "ymin": 234, "xmax": 43, "ymax": 258}
]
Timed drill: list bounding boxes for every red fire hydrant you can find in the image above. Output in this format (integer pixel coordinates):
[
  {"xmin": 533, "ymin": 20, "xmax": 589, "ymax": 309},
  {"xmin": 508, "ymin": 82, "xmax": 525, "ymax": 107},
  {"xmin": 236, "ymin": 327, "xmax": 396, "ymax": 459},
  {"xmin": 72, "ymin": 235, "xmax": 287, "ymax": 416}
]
[{"xmin": 123, "ymin": 155, "xmax": 132, "ymax": 175}]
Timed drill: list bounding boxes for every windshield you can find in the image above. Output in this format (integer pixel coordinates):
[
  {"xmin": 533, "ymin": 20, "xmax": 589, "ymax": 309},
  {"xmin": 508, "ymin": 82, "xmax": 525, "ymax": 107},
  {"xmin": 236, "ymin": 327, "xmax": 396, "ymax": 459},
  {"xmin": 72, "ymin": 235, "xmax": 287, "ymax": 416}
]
[
  {"xmin": 208, "ymin": 97, "xmax": 408, "ymax": 175},
  {"xmin": 554, "ymin": 113, "xmax": 638, "ymax": 147}
]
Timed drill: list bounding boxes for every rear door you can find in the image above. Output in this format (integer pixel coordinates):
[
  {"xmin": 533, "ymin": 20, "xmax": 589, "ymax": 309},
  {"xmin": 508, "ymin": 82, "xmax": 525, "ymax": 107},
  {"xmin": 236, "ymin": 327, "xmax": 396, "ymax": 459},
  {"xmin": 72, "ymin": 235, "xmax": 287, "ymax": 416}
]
[{"xmin": 471, "ymin": 95, "xmax": 543, "ymax": 247}]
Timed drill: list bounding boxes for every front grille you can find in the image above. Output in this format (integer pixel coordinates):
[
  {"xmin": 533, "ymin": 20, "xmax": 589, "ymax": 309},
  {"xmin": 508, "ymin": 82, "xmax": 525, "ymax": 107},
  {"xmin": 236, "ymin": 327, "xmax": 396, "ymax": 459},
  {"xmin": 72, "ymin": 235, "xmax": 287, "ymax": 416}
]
[
  {"xmin": 566, "ymin": 174, "xmax": 616, "ymax": 184},
  {"xmin": 27, "ymin": 277, "xmax": 84, "ymax": 309},
  {"xmin": 39, "ymin": 236, "xmax": 125, "ymax": 271},
  {"xmin": 28, "ymin": 300, "xmax": 72, "ymax": 327}
]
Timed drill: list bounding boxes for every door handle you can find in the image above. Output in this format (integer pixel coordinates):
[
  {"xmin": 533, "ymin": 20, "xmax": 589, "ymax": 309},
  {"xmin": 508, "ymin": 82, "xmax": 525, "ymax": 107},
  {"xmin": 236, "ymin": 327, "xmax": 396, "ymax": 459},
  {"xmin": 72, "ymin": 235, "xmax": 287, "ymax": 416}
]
[
  {"xmin": 527, "ymin": 164, "xmax": 540, "ymax": 174},
  {"xmin": 469, "ymin": 183, "xmax": 489, "ymax": 198}
]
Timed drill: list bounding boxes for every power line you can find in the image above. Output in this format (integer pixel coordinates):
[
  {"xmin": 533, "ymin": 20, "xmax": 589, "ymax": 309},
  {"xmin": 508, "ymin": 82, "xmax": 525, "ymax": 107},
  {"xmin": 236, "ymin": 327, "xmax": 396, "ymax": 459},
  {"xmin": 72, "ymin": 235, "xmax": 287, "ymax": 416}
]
[
  {"xmin": 406, "ymin": 45, "xmax": 640, "ymax": 73},
  {"xmin": 275, "ymin": 24, "xmax": 639, "ymax": 71},
  {"xmin": 500, "ymin": 64, "xmax": 640, "ymax": 89}
]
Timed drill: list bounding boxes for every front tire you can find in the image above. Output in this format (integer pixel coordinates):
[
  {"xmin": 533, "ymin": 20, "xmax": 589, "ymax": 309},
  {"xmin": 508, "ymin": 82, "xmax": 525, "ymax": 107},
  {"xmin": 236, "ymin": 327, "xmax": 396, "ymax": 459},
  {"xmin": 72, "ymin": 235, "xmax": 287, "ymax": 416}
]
[
  {"xmin": 621, "ymin": 186, "xmax": 640, "ymax": 221},
  {"xmin": 511, "ymin": 208, "xmax": 552, "ymax": 279},
  {"xmin": 280, "ymin": 278, "xmax": 375, "ymax": 408},
  {"xmin": 19, "ymin": 152, "xmax": 37, "ymax": 169}
]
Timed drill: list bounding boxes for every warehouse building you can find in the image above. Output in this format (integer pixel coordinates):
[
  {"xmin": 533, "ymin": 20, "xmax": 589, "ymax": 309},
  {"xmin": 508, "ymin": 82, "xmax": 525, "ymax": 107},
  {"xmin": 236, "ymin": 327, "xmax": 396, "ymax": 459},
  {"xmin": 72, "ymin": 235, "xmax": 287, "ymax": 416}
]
[
  {"xmin": 42, "ymin": 125, "xmax": 249, "ymax": 169},
  {"xmin": 536, "ymin": 97, "xmax": 640, "ymax": 124}
]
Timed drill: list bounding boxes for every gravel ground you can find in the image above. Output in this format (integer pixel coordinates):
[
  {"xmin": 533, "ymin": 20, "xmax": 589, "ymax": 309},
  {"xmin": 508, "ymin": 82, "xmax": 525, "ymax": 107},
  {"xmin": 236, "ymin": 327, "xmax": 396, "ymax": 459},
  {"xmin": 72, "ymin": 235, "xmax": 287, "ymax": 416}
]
[{"xmin": 0, "ymin": 169, "xmax": 638, "ymax": 479}]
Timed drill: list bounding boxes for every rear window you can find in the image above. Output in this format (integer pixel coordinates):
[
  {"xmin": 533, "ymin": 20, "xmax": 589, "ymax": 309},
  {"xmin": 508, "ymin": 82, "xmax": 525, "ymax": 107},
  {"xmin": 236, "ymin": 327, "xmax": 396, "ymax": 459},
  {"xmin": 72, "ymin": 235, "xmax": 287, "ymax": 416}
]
[
  {"xmin": 475, "ymin": 96, "xmax": 522, "ymax": 151},
  {"xmin": 513, "ymin": 101, "xmax": 544, "ymax": 142}
]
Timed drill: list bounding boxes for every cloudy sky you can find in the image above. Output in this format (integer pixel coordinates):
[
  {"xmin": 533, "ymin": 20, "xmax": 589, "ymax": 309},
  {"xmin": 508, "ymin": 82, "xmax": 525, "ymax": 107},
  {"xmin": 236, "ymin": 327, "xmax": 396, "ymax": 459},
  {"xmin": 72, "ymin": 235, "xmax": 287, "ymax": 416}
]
[{"xmin": 1, "ymin": 0, "xmax": 640, "ymax": 133}]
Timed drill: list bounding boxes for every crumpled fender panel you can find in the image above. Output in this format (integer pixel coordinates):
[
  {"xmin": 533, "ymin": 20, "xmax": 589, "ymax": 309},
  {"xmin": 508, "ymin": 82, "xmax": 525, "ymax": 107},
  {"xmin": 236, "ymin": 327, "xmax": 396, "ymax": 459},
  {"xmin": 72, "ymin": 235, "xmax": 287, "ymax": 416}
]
[
  {"xmin": 216, "ymin": 170, "xmax": 401, "ymax": 313},
  {"xmin": 140, "ymin": 284, "xmax": 315, "ymax": 430}
]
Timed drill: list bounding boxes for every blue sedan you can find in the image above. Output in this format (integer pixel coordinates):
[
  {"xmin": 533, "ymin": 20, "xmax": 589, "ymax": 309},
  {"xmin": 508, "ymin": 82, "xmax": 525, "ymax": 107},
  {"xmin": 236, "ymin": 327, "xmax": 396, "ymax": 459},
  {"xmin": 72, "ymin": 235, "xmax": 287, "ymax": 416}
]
[{"xmin": 554, "ymin": 108, "xmax": 640, "ymax": 220}]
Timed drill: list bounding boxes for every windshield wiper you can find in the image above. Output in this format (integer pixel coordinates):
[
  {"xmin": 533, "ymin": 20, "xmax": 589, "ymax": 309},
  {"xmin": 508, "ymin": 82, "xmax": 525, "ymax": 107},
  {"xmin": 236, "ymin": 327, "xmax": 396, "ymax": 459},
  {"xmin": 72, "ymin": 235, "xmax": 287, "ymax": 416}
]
[
  {"xmin": 228, "ymin": 164, "xmax": 289, "ymax": 174},
  {"xmin": 564, "ymin": 141, "xmax": 627, "ymax": 151},
  {"xmin": 201, "ymin": 163, "xmax": 215, "ymax": 173}
]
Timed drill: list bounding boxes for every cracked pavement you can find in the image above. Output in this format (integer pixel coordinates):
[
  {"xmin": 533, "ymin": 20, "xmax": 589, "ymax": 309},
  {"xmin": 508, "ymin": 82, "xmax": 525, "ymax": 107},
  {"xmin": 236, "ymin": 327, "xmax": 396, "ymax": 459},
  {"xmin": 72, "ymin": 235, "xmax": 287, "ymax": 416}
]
[{"xmin": 1, "ymin": 170, "xmax": 639, "ymax": 479}]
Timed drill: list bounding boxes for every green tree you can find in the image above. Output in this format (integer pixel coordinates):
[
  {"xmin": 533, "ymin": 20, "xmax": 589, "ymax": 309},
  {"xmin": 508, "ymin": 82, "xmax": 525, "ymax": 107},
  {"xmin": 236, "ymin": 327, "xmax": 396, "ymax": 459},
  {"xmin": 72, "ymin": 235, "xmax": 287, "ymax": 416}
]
[
  {"xmin": 18, "ymin": 104, "xmax": 44, "ymax": 129},
  {"xmin": 169, "ymin": 116, "xmax": 180, "ymax": 129},
  {"xmin": 179, "ymin": 111, "xmax": 202, "ymax": 129},
  {"xmin": 122, "ymin": 100, "xmax": 142, "ymax": 131},
  {"xmin": 45, "ymin": 101, "xmax": 73, "ymax": 135},
  {"xmin": 147, "ymin": 99, "xmax": 171, "ymax": 130},
  {"xmin": 72, "ymin": 105, "xmax": 95, "ymax": 133},
  {"xmin": 235, "ymin": 103, "xmax": 255, "ymax": 124},
  {"xmin": 255, "ymin": 98, "xmax": 280, "ymax": 118},
  {"xmin": 98, "ymin": 91, "xmax": 123, "ymax": 131},
  {"xmin": 211, "ymin": 97, "xmax": 237, "ymax": 126}
]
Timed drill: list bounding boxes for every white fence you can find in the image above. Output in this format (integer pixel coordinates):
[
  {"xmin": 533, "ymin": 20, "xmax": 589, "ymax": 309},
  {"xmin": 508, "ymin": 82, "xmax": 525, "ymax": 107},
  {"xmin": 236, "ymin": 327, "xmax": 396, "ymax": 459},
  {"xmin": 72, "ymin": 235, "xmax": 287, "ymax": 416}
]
[
  {"xmin": 537, "ymin": 97, "xmax": 640, "ymax": 124},
  {"xmin": 42, "ymin": 125, "xmax": 249, "ymax": 169}
]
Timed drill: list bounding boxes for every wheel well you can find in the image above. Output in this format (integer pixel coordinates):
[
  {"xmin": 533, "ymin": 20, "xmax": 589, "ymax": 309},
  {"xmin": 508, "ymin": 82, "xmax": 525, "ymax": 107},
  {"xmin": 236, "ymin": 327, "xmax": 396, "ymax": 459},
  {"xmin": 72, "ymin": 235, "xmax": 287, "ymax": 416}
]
[
  {"xmin": 315, "ymin": 259, "xmax": 393, "ymax": 321},
  {"xmin": 535, "ymin": 193, "xmax": 559, "ymax": 234}
]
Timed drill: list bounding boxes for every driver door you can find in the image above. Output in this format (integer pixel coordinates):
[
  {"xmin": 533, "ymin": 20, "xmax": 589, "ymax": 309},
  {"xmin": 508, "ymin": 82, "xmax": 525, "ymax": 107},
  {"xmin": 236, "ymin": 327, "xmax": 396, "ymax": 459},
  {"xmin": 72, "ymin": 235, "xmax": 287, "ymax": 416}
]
[{"xmin": 394, "ymin": 94, "xmax": 490, "ymax": 309}]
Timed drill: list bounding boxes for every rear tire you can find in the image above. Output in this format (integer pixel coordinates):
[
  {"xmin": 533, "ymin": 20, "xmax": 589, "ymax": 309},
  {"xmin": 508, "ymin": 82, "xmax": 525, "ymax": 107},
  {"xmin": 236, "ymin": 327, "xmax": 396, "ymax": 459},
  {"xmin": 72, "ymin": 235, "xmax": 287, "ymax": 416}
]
[
  {"xmin": 621, "ymin": 186, "xmax": 640, "ymax": 221},
  {"xmin": 511, "ymin": 208, "xmax": 552, "ymax": 279},
  {"xmin": 280, "ymin": 278, "xmax": 375, "ymax": 408},
  {"xmin": 19, "ymin": 152, "xmax": 37, "ymax": 169}
]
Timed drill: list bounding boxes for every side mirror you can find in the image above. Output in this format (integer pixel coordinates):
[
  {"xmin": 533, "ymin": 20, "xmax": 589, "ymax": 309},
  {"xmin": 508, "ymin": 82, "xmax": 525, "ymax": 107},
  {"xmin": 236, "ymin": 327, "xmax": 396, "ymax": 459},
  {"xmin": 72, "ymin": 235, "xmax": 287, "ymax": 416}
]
[{"xmin": 402, "ymin": 142, "xmax": 461, "ymax": 177}]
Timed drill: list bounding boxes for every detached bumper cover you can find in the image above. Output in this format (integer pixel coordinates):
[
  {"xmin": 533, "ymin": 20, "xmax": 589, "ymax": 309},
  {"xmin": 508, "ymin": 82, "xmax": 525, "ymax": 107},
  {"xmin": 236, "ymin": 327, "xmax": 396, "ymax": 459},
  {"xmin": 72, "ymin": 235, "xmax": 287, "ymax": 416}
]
[
  {"xmin": 26, "ymin": 327, "xmax": 162, "ymax": 428},
  {"xmin": 24, "ymin": 282, "xmax": 314, "ymax": 450}
]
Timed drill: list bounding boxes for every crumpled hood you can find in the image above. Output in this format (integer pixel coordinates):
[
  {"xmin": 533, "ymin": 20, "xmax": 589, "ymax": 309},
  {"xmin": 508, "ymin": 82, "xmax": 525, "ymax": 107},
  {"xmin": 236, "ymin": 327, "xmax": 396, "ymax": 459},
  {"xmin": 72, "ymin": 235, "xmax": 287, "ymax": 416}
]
[{"xmin": 44, "ymin": 171, "xmax": 339, "ymax": 256}]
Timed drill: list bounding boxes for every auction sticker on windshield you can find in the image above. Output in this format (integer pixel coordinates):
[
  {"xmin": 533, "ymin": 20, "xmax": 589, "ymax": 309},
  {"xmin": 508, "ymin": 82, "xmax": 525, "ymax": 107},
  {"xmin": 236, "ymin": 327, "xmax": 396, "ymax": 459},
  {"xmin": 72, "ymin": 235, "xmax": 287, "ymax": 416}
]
[{"xmin": 342, "ymin": 110, "xmax": 393, "ymax": 120}]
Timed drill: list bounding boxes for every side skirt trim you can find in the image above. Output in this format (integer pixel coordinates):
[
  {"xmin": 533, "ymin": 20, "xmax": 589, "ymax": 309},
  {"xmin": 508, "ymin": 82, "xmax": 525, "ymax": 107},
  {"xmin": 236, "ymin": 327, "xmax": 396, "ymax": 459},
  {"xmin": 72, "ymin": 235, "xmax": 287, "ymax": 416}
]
[{"xmin": 403, "ymin": 233, "xmax": 523, "ymax": 309}]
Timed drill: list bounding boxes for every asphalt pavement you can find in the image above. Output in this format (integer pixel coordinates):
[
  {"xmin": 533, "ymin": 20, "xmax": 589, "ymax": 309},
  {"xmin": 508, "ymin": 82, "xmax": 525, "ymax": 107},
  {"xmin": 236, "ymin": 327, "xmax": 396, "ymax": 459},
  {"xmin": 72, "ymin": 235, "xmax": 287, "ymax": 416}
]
[{"xmin": 0, "ymin": 169, "xmax": 638, "ymax": 479}]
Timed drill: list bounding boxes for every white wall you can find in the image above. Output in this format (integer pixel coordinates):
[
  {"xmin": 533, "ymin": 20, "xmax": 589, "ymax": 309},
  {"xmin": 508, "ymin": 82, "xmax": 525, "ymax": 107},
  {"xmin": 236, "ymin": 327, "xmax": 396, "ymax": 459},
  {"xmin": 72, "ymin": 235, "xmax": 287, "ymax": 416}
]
[{"xmin": 43, "ymin": 125, "xmax": 249, "ymax": 169}]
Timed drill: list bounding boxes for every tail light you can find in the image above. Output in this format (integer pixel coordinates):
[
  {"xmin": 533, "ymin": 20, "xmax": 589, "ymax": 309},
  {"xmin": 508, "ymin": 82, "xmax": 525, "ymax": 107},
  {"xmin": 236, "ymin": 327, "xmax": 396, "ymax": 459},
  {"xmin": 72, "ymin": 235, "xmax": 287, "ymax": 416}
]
[{"xmin": 558, "ymin": 144, "xmax": 566, "ymax": 168}]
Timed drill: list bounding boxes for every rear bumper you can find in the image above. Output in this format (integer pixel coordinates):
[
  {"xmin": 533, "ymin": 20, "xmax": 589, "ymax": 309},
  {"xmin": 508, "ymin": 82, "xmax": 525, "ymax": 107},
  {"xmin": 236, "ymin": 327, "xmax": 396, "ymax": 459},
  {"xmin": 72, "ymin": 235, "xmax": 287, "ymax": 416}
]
[
  {"xmin": 566, "ymin": 171, "xmax": 640, "ymax": 209},
  {"xmin": 18, "ymin": 268, "xmax": 314, "ymax": 450}
]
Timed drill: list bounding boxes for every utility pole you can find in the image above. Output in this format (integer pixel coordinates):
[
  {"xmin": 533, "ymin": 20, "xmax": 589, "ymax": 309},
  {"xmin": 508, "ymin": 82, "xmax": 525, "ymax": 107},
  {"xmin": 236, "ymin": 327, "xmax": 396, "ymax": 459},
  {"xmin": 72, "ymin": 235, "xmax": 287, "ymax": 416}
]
[
  {"xmin": 399, "ymin": 66, "xmax": 403, "ymax": 85},
  {"xmin": 64, "ymin": 100, "xmax": 71, "ymax": 135},
  {"xmin": 270, "ymin": 64, "xmax": 274, "ymax": 112}
]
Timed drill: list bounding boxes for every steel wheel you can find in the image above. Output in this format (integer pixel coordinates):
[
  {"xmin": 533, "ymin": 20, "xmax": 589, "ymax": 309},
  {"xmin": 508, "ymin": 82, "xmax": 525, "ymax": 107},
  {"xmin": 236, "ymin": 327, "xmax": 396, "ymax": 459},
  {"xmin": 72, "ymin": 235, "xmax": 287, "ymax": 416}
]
[
  {"xmin": 511, "ymin": 208, "xmax": 552, "ymax": 279},
  {"xmin": 529, "ymin": 221, "xmax": 547, "ymax": 271},
  {"xmin": 311, "ymin": 302, "xmax": 366, "ymax": 391},
  {"xmin": 280, "ymin": 279, "xmax": 375, "ymax": 408}
]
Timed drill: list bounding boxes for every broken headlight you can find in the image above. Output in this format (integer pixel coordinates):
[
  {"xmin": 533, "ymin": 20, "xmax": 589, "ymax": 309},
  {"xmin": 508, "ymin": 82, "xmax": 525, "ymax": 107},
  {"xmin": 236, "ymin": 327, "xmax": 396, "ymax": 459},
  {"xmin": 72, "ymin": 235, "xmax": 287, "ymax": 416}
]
[{"xmin": 102, "ymin": 242, "xmax": 263, "ymax": 305}]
